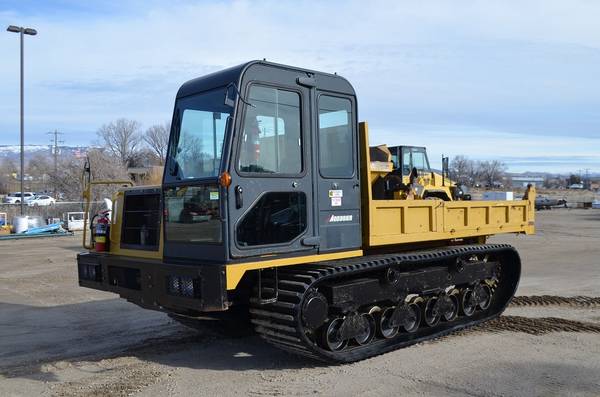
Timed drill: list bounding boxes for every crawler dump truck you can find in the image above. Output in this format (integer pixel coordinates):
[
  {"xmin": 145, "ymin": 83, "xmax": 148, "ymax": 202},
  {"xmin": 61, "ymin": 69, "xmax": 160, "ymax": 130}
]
[{"xmin": 77, "ymin": 60, "xmax": 535, "ymax": 362}]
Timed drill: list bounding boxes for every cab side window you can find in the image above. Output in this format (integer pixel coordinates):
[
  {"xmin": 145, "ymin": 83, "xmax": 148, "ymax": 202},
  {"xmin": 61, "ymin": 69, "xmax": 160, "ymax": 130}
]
[
  {"xmin": 238, "ymin": 86, "xmax": 302, "ymax": 174},
  {"xmin": 318, "ymin": 95, "xmax": 353, "ymax": 178},
  {"xmin": 412, "ymin": 150, "xmax": 429, "ymax": 172}
]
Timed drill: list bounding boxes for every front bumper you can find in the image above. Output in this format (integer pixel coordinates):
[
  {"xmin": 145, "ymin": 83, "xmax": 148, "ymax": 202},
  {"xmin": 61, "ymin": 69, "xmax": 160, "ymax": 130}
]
[{"xmin": 77, "ymin": 252, "xmax": 228, "ymax": 313}]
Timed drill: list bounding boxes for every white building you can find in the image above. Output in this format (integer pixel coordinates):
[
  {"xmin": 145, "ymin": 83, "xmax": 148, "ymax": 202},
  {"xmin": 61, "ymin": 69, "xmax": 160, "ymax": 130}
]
[{"xmin": 511, "ymin": 176, "xmax": 545, "ymax": 187}]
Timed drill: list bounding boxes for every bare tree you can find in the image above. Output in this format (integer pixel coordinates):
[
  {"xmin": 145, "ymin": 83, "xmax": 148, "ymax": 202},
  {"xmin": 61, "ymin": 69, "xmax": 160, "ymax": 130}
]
[
  {"xmin": 478, "ymin": 160, "xmax": 507, "ymax": 187},
  {"xmin": 51, "ymin": 156, "xmax": 86, "ymax": 201},
  {"xmin": 449, "ymin": 155, "xmax": 474, "ymax": 185},
  {"xmin": 24, "ymin": 153, "xmax": 53, "ymax": 193},
  {"xmin": 97, "ymin": 118, "xmax": 142, "ymax": 166},
  {"xmin": 27, "ymin": 153, "xmax": 52, "ymax": 180},
  {"xmin": 0, "ymin": 158, "xmax": 17, "ymax": 193},
  {"xmin": 144, "ymin": 122, "xmax": 170, "ymax": 164},
  {"xmin": 52, "ymin": 149, "xmax": 131, "ymax": 201},
  {"xmin": 1, "ymin": 157, "xmax": 18, "ymax": 175},
  {"xmin": 468, "ymin": 161, "xmax": 480, "ymax": 185}
]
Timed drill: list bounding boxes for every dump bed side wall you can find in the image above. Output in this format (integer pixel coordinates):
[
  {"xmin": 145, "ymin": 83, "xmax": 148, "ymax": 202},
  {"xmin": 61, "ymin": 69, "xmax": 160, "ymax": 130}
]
[
  {"xmin": 367, "ymin": 199, "xmax": 534, "ymax": 247},
  {"xmin": 359, "ymin": 122, "xmax": 535, "ymax": 248}
]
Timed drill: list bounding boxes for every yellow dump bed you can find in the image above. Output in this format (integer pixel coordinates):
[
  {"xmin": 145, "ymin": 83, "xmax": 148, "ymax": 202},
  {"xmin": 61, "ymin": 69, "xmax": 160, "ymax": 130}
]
[
  {"xmin": 359, "ymin": 122, "xmax": 535, "ymax": 248},
  {"xmin": 364, "ymin": 197, "xmax": 535, "ymax": 247}
]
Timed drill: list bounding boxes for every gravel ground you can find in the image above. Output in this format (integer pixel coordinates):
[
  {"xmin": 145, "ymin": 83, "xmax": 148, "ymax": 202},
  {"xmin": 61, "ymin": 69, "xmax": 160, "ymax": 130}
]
[{"xmin": 1, "ymin": 208, "xmax": 599, "ymax": 396}]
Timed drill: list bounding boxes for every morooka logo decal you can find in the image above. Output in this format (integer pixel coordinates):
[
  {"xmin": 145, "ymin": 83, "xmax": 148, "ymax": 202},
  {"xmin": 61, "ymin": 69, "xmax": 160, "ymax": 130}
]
[{"xmin": 328, "ymin": 214, "xmax": 353, "ymax": 222}]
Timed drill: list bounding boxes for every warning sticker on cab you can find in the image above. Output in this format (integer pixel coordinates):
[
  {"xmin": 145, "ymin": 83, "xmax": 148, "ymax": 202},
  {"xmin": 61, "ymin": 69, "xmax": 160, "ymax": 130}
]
[
  {"xmin": 331, "ymin": 197, "xmax": 342, "ymax": 207},
  {"xmin": 209, "ymin": 191, "xmax": 220, "ymax": 201},
  {"xmin": 328, "ymin": 190, "xmax": 343, "ymax": 198}
]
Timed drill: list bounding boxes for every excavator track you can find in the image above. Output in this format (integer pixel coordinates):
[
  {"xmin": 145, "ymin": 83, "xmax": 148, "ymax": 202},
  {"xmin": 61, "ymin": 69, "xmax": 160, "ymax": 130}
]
[{"xmin": 250, "ymin": 244, "xmax": 520, "ymax": 363}]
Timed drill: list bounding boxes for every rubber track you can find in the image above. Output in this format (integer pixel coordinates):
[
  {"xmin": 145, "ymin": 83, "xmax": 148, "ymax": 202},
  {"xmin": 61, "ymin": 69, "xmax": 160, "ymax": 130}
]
[
  {"xmin": 250, "ymin": 244, "xmax": 520, "ymax": 363},
  {"xmin": 510, "ymin": 296, "xmax": 600, "ymax": 308}
]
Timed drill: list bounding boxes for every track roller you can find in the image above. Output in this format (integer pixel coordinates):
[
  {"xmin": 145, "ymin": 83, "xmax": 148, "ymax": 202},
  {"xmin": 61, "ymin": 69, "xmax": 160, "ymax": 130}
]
[
  {"xmin": 423, "ymin": 297, "xmax": 441, "ymax": 327},
  {"xmin": 323, "ymin": 318, "xmax": 347, "ymax": 351},
  {"xmin": 401, "ymin": 303, "xmax": 421, "ymax": 333},
  {"xmin": 460, "ymin": 288, "xmax": 477, "ymax": 316},
  {"xmin": 354, "ymin": 313, "xmax": 376, "ymax": 345},
  {"xmin": 473, "ymin": 283, "xmax": 493, "ymax": 310},
  {"xmin": 378, "ymin": 307, "xmax": 400, "ymax": 339},
  {"xmin": 439, "ymin": 294, "xmax": 459, "ymax": 322}
]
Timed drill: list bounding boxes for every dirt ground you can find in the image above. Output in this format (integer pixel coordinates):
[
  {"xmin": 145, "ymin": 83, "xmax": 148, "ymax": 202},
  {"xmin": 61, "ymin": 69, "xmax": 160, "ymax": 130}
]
[{"xmin": 1, "ymin": 209, "xmax": 599, "ymax": 397}]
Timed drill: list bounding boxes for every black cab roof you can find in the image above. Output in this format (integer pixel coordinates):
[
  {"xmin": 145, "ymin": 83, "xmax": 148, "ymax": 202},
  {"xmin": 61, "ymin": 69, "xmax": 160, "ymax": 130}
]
[{"xmin": 176, "ymin": 60, "xmax": 356, "ymax": 99}]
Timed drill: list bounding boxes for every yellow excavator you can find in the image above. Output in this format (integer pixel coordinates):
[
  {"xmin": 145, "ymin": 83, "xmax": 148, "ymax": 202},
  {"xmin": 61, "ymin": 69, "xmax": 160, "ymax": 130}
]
[{"xmin": 78, "ymin": 60, "xmax": 535, "ymax": 362}]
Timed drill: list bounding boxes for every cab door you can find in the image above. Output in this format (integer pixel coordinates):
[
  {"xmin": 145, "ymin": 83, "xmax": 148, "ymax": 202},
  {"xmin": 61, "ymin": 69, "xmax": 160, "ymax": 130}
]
[
  {"xmin": 314, "ymin": 92, "xmax": 361, "ymax": 252},
  {"xmin": 227, "ymin": 69, "xmax": 316, "ymax": 258}
]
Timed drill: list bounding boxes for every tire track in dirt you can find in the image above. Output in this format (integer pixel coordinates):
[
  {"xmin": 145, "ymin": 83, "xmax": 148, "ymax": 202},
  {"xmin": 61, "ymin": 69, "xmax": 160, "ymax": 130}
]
[
  {"xmin": 438, "ymin": 296, "xmax": 600, "ymax": 340},
  {"xmin": 49, "ymin": 359, "xmax": 168, "ymax": 397},
  {"xmin": 487, "ymin": 295, "xmax": 600, "ymax": 335},
  {"xmin": 474, "ymin": 316, "xmax": 600, "ymax": 335},
  {"xmin": 510, "ymin": 295, "xmax": 600, "ymax": 308}
]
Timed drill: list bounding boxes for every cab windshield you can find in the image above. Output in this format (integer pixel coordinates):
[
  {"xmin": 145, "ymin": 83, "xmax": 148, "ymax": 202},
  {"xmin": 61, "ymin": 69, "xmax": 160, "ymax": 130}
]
[{"xmin": 167, "ymin": 87, "xmax": 231, "ymax": 181}]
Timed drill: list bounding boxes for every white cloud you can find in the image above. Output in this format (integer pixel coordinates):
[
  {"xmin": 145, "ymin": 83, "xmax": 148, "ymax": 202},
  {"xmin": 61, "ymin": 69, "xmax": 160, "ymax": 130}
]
[{"xmin": 1, "ymin": 0, "xmax": 599, "ymax": 172}]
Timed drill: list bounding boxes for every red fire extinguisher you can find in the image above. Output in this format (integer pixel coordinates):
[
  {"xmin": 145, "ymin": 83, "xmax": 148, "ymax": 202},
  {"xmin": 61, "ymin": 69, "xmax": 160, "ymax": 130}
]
[{"xmin": 95, "ymin": 211, "xmax": 110, "ymax": 252}]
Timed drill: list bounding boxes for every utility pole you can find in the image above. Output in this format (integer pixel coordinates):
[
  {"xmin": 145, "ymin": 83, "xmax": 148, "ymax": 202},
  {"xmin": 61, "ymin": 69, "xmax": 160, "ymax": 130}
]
[{"xmin": 47, "ymin": 130, "xmax": 64, "ymax": 196}]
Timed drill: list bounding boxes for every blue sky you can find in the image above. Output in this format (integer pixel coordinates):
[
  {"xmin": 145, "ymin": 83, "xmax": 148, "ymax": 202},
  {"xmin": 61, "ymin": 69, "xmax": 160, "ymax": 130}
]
[{"xmin": 1, "ymin": 0, "xmax": 599, "ymax": 173}]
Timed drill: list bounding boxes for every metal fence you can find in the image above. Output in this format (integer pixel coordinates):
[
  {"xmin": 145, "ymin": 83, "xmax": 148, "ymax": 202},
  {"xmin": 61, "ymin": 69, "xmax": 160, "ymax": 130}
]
[{"xmin": 0, "ymin": 201, "xmax": 106, "ymax": 225}]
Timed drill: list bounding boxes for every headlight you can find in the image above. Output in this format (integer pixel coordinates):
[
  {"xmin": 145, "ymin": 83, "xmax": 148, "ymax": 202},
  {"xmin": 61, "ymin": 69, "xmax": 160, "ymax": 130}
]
[
  {"xmin": 78, "ymin": 263, "xmax": 102, "ymax": 282},
  {"xmin": 167, "ymin": 275, "xmax": 198, "ymax": 298}
]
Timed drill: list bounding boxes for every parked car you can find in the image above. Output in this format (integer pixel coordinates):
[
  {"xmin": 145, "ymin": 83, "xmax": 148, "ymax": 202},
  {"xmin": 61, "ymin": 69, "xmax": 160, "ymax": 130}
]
[
  {"xmin": 27, "ymin": 195, "xmax": 56, "ymax": 206},
  {"xmin": 535, "ymin": 196, "xmax": 567, "ymax": 210},
  {"xmin": 2, "ymin": 192, "xmax": 36, "ymax": 204}
]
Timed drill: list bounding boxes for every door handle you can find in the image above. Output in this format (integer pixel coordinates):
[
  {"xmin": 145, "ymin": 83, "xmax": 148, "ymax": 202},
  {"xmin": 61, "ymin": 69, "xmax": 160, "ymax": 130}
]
[
  {"xmin": 235, "ymin": 185, "xmax": 243, "ymax": 209},
  {"xmin": 301, "ymin": 236, "xmax": 320, "ymax": 247}
]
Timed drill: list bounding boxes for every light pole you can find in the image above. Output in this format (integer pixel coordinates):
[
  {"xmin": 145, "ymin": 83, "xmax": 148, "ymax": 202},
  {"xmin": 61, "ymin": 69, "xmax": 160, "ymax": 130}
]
[{"xmin": 7, "ymin": 25, "xmax": 37, "ymax": 215}]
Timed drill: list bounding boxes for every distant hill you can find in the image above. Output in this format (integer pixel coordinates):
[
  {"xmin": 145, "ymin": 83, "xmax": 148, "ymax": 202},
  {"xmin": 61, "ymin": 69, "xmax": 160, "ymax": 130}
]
[
  {"xmin": 0, "ymin": 145, "xmax": 89, "ymax": 162},
  {"xmin": 506, "ymin": 171, "xmax": 600, "ymax": 178}
]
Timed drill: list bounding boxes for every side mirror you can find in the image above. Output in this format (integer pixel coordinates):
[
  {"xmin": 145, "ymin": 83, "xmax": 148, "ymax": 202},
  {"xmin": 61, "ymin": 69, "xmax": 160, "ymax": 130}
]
[
  {"xmin": 224, "ymin": 82, "xmax": 255, "ymax": 108},
  {"xmin": 224, "ymin": 84, "xmax": 235, "ymax": 108}
]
